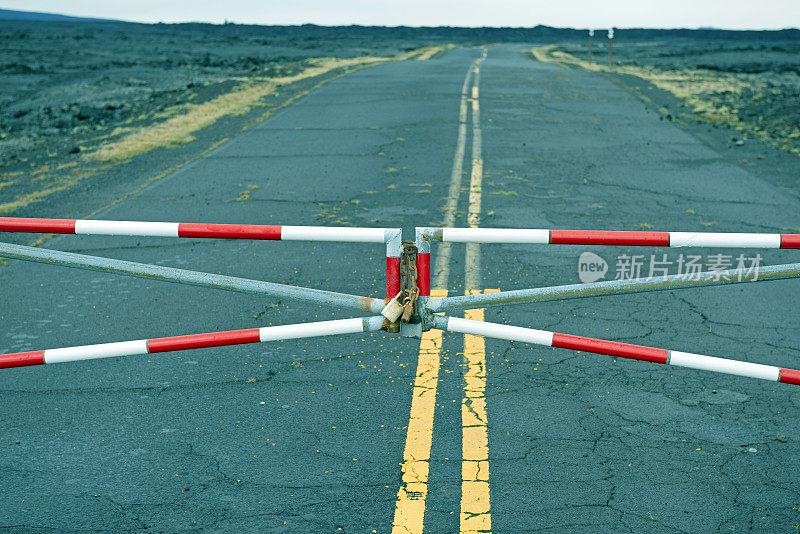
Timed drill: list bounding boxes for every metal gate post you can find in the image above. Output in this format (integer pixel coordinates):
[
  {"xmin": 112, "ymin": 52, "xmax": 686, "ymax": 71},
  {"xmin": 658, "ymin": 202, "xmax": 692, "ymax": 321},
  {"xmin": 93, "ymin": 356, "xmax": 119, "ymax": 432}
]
[
  {"xmin": 385, "ymin": 229, "xmax": 402, "ymax": 332},
  {"xmin": 415, "ymin": 227, "xmax": 433, "ymax": 333}
]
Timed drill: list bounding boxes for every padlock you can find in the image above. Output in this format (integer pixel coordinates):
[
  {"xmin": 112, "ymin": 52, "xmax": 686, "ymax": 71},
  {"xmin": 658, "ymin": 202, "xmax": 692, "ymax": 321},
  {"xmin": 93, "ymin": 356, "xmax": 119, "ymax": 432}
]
[
  {"xmin": 381, "ymin": 292, "xmax": 404, "ymax": 323},
  {"xmin": 401, "ymin": 298, "xmax": 414, "ymax": 322}
]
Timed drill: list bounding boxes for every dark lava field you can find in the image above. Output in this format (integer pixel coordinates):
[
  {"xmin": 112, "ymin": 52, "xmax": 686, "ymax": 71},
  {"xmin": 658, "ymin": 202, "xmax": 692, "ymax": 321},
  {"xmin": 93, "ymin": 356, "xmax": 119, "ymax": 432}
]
[
  {"xmin": 563, "ymin": 39, "xmax": 800, "ymax": 154},
  {"xmin": 0, "ymin": 22, "xmax": 438, "ymax": 167},
  {"xmin": 1, "ymin": 20, "xmax": 798, "ymax": 217}
]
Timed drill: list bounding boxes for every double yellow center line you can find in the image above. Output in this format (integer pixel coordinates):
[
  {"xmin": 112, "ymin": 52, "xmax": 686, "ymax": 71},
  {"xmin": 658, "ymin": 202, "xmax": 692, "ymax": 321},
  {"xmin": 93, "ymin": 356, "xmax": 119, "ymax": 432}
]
[
  {"xmin": 392, "ymin": 290, "xmax": 495, "ymax": 534},
  {"xmin": 393, "ymin": 48, "xmax": 492, "ymax": 534},
  {"xmin": 392, "ymin": 290, "xmax": 447, "ymax": 533}
]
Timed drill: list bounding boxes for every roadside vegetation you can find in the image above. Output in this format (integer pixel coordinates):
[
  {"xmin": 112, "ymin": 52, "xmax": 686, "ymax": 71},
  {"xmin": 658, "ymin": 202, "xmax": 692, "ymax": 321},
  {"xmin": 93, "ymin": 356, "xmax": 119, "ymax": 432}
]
[
  {"xmin": 531, "ymin": 41, "xmax": 800, "ymax": 157},
  {"xmin": 0, "ymin": 18, "xmax": 451, "ymax": 215},
  {"xmin": 87, "ymin": 48, "xmax": 449, "ymax": 166}
]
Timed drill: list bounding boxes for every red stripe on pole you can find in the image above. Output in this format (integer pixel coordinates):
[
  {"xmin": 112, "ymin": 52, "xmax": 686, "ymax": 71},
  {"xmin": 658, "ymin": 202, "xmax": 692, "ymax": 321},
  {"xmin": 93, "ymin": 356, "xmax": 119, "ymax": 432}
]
[
  {"xmin": 552, "ymin": 333, "xmax": 669, "ymax": 364},
  {"xmin": 0, "ymin": 217, "xmax": 76, "ymax": 234},
  {"xmin": 780, "ymin": 234, "xmax": 800, "ymax": 249},
  {"xmin": 147, "ymin": 329, "xmax": 261, "ymax": 353},
  {"xmin": 177, "ymin": 223, "xmax": 281, "ymax": 240},
  {"xmin": 550, "ymin": 230, "xmax": 669, "ymax": 246},
  {"xmin": 779, "ymin": 368, "xmax": 800, "ymax": 385},
  {"xmin": 0, "ymin": 350, "xmax": 45, "ymax": 369},
  {"xmin": 417, "ymin": 252, "xmax": 430, "ymax": 297},
  {"xmin": 386, "ymin": 256, "xmax": 401, "ymax": 299}
]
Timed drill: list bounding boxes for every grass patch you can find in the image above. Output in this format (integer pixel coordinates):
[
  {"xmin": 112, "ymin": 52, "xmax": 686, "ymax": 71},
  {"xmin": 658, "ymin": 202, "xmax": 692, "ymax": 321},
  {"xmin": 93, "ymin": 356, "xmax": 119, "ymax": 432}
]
[
  {"xmin": 85, "ymin": 81, "xmax": 281, "ymax": 164},
  {"xmin": 529, "ymin": 44, "xmax": 800, "ymax": 156},
  {"xmin": 1, "ymin": 187, "xmax": 63, "ymax": 214},
  {"xmin": 491, "ymin": 190, "xmax": 518, "ymax": 196},
  {"xmin": 0, "ymin": 45, "xmax": 451, "ymax": 217},
  {"xmin": 86, "ymin": 48, "xmax": 448, "ymax": 166},
  {"xmin": 411, "ymin": 44, "xmax": 454, "ymax": 61},
  {"xmin": 32, "ymin": 164, "xmax": 50, "ymax": 176}
]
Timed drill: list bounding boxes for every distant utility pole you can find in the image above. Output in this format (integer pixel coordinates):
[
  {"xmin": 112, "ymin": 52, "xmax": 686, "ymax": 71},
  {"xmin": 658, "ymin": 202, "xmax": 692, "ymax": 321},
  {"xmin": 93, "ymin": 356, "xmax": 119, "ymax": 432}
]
[
  {"xmin": 607, "ymin": 27, "xmax": 614, "ymax": 67},
  {"xmin": 588, "ymin": 29, "xmax": 594, "ymax": 62}
]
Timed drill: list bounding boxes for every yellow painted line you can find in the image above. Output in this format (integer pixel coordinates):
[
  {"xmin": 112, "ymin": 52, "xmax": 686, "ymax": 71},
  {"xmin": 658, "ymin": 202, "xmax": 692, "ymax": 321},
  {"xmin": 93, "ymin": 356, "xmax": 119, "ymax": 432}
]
[
  {"xmin": 461, "ymin": 289, "xmax": 498, "ymax": 533},
  {"xmin": 465, "ymin": 56, "xmax": 484, "ymax": 290},
  {"xmin": 467, "ymin": 153, "xmax": 483, "ymax": 228},
  {"xmin": 392, "ymin": 289, "xmax": 448, "ymax": 534},
  {"xmin": 433, "ymin": 58, "xmax": 478, "ymax": 291},
  {"xmin": 394, "ymin": 48, "xmax": 489, "ymax": 533},
  {"xmin": 463, "ymin": 52, "xmax": 489, "ymax": 531}
]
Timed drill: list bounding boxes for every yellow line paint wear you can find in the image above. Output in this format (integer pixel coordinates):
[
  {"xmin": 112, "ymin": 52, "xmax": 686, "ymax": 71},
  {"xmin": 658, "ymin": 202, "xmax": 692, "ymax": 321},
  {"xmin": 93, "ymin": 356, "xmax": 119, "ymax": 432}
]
[
  {"xmin": 394, "ymin": 48, "xmax": 489, "ymax": 533},
  {"xmin": 433, "ymin": 58, "xmax": 479, "ymax": 291},
  {"xmin": 460, "ymin": 289, "xmax": 498, "ymax": 533},
  {"xmin": 392, "ymin": 289, "xmax": 449, "ymax": 534},
  {"xmin": 462, "ymin": 50, "xmax": 491, "ymax": 532},
  {"xmin": 465, "ymin": 56, "xmax": 483, "ymax": 291}
]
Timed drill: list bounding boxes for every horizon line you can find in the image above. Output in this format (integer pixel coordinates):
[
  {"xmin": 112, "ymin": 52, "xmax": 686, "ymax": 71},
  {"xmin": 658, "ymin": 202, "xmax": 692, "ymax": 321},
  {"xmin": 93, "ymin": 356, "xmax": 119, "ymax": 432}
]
[{"xmin": 1, "ymin": 7, "xmax": 798, "ymax": 32}]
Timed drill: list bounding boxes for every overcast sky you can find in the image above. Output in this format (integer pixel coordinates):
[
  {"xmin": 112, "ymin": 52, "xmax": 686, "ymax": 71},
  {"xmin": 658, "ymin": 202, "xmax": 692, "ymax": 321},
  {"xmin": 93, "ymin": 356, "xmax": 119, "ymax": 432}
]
[{"xmin": 2, "ymin": 1, "xmax": 798, "ymax": 30}]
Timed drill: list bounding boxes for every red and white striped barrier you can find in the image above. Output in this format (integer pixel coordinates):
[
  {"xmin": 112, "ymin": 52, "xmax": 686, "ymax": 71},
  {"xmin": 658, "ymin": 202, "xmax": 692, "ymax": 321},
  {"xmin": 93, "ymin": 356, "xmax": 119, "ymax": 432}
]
[
  {"xmin": 435, "ymin": 316, "xmax": 800, "ymax": 386},
  {"xmin": 386, "ymin": 256, "xmax": 401, "ymax": 299},
  {"xmin": 0, "ymin": 216, "xmax": 403, "ymax": 317},
  {"xmin": 0, "ymin": 317, "xmax": 384, "ymax": 369},
  {"xmin": 431, "ymin": 228, "xmax": 800, "ymax": 248},
  {"xmin": 417, "ymin": 251, "xmax": 430, "ymax": 297},
  {"xmin": 0, "ymin": 217, "xmax": 392, "ymax": 243}
]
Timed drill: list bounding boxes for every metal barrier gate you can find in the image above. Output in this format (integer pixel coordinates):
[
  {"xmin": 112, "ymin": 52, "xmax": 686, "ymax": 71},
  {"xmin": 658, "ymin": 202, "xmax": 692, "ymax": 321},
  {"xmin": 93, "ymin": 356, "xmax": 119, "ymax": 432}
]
[{"xmin": 1, "ymin": 216, "xmax": 800, "ymax": 388}]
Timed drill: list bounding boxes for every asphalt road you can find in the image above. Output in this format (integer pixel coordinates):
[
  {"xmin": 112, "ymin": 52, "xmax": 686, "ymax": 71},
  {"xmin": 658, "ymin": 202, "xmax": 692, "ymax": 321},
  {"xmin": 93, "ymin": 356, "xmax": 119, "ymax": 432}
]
[{"xmin": 2, "ymin": 44, "xmax": 800, "ymax": 533}]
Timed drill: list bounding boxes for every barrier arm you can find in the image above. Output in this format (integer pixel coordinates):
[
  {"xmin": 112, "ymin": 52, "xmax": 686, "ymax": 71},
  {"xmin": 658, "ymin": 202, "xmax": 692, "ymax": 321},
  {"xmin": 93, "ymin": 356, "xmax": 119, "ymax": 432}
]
[
  {"xmin": 1, "ymin": 217, "xmax": 400, "ymax": 316},
  {"xmin": 433, "ymin": 315, "xmax": 800, "ymax": 386},
  {"xmin": 0, "ymin": 317, "xmax": 385, "ymax": 369},
  {"xmin": 0, "ymin": 217, "xmax": 400, "ymax": 244},
  {"xmin": 421, "ymin": 227, "xmax": 800, "ymax": 248},
  {"xmin": 0, "ymin": 242, "xmax": 385, "ymax": 314},
  {"xmin": 427, "ymin": 263, "xmax": 800, "ymax": 312}
]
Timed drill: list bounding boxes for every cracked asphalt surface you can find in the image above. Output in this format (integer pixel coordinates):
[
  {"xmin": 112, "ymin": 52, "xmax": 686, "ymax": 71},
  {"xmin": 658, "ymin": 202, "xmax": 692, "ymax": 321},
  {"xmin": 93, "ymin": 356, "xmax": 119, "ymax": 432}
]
[{"xmin": 2, "ymin": 45, "xmax": 800, "ymax": 532}]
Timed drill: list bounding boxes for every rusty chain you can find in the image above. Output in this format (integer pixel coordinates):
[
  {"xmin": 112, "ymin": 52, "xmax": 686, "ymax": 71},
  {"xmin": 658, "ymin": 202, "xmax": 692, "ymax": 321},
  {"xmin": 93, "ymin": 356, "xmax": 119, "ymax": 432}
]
[{"xmin": 399, "ymin": 241, "xmax": 419, "ymax": 322}]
